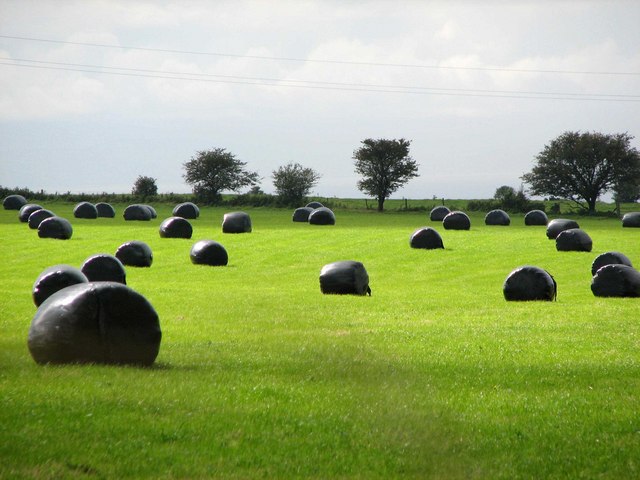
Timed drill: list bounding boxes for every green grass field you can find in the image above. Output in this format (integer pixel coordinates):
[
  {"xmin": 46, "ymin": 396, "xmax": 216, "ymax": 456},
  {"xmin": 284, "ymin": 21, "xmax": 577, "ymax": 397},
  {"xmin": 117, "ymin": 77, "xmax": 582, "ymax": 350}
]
[{"xmin": 1, "ymin": 203, "xmax": 639, "ymax": 479}]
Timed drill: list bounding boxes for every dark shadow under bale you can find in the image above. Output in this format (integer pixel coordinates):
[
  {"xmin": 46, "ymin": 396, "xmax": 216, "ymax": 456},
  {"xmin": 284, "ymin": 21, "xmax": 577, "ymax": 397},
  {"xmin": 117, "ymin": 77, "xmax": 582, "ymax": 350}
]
[
  {"xmin": 81, "ymin": 254, "xmax": 127, "ymax": 284},
  {"xmin": 292, "ymin": 207, "xmax": 314, "ymax": 222},
  {"xmin": 591, "ymin": 264, "xmax": 640, "ymax": 297},
  {"xmin": 173, "ymin": 202, "xmax": 200, "ymax": 219},
  {"xmin": 28, "ymin": 209, "xmax": 55, "ymax": 229},
  {"xmin": 115, "ymin": 241, "xmax": 153, "ymax": 268},
  {"xmin": 591, "ymin": 251, "xmax": 633, "ymax": 276},
  {"xmin": 622, "ymin": 212, "xmax": 640, "ymax": 228},
  {"xmin": 124, "ymin": 204, "xmax": 152, "ymax": 221},
  {"xmin": 320, "ymin": 260, "xmax": 371, "ymax": 296},
  {"xmin": 306, "ymin": 201, "xmax": 324, "ymax": 209},
  {"xmin": 524, "ymin": 209, "xmax": 548, "ymax": 226},
  {"xmin": 308, "ymin": 207, "xmax": 336, "ymax": 225},
  {"xmin": 485, "ymin": 209, "xmax": 511, "ymax": 226},
  {"xmin": 38, "ymin": 217, "xmax": 73, "ymax": 240},
  {"xmin": 32, "ymin": 264, "xmax": 88, "ymax": 307},
  {"xmin": 28, "ymin": 282, "xmax": 161, "ymax": 366},
  {"xmin": 74, "ymin": 202, "xmax": 98, "ymax": 219},
  {"xmin": 503, "ymin": 266, "xmax": 557, "ymax": 301},
  {"xmin": 410, "ymin": 227, "xmax": 444, "ymax": 249},
  {"xmin": 160, "ymin": 216, "xmax": 193, "ymax": 239},
  {"xmin": 546, "ymin": 218, "xmax": 579, "ymax": 239},
  {"xmin": 222, "ymin": 211, "xmax": 252, "ymax": 233},
  {"xmin": 555, "ymin": 228, "xmax": 592, "ymax": 252},
  {"xmin": 190, "ymin": 240, "xmax": 228, "ymax": 266},
  {"xmin": 3, "ymin": 194, "xmax": 27, "ymax": 210},
  {"xmin": 430, "ymin": 206, "xmax": 450, "ymax": 222},
  {"xmin": 19, "ymin": 204, "xmax": 43, "ymax": 222},
  {"xmin": 443, "ymin": 211, "xmax": 471, "ymax": 230},
  {"xmin": 96, "ymin": 202, "xmax": 115, "ymax": 218}
]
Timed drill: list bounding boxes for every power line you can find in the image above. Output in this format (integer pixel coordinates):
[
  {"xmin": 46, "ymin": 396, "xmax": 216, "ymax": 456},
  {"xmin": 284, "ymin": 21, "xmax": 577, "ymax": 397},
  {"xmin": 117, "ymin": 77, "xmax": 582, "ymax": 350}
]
[
  {"xmin": 3, "ymin": 56, "xmax": 638, "ymax": 100},
  {"xmin": 1, "ymin": 33, "xmax": 639, "ymax": 77},
  {"xmin": 2, "ymin": 60, "xmax": 638, "ymax": 103}
]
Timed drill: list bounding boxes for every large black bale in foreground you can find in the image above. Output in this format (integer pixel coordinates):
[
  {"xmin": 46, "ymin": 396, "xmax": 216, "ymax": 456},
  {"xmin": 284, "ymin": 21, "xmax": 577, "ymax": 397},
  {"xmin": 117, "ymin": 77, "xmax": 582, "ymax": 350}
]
[
  {"xmin": 292, "ymin": 207, "xmax": 313, "ymax": 222},
  {"xmin": 555, "ymin": 228, "xmax": 592, "ymax": 252},
  {"xmin": 430, "ymin": 206, "xmax": 450, "ymax": 221},
  {"xmin": 81, "ymin": 254, "xmax": 127, "ymax": 284},
  {"xmin": 222, "ymin": 211, "xmax": 252, "ymax": 233},
  {"xmin": 19, "ymin": 204, "xmax": 43, "ymax": 222},
  {"xmin": 96, "ymin": 202, "xmax": 116, "ymax": 218},
  {"xmin": 591, "ymin": 251, "xmax": 633, "ymax": 276},
  {"xmin": 38, "ymin": 216, "xmax": 73, "ymax": 240},
  {"xmin": 485, "ymin": 209, "xmax": 511, "ymax": 226},
  {"xmin": 160, "ymin": 217, "xmax": 193, "ymax": 239},
  {"xmin": 173, "ymin": 202, "xmax": 200, "ymax": 219},
  {"xmin": 115, "ymin": 241, "xmax": 153, "ymax": 267},
  {"xmin": 190, "ymin": 240, "xmax": 228, "ymax": 266},
  {"xmin": 410, "ymin": 227, "xmax": 444, "ymax": 249},
  {"xmin": 28, "ymin": 209, "xmax": 55, "ymax": 229},
  {"xmin": 3, "ymin": 194, "xmax": 27, "ymax": 210},
  {"xmin": 124, "ymin": 204, "xmax": 152, "ymax": 221},
  {"xmin": 28, "ymin": 282, "xmax": 161, "ymax": 366},
  {"xmin": 443, "ymin": 211, "xmax": 471, "ymax": 230},
  {"xmin": 524, "ymin": 209, "xmax": 548, "ymax": 226},
  {"xmin": 591, "ymin": 264, "xmax": 640, "ymax": 297},
  {"xmin": 32, "ymin": 264, "xmax": 88, "ymax": 307},
  {"xmin": 546, "ymin": 218, "xmax": 579, "ymax": 239},
  {"xmin": 622, "ymin": 212, "xmax": 640, "ymax": 228},
  {"xmin": 503, "ymin": 266, "xmax": 557, "ymax": 301},
  {"xmin": 73, "ymin": 202, "xmax": 98, "ymax": 219},
  {"xmin": 319, "ymin": 260, "xmax": 371, "ymax": 296},
  {"xmin": 308, "ymin": 207, "xmax": 336, "ymax": 226}
]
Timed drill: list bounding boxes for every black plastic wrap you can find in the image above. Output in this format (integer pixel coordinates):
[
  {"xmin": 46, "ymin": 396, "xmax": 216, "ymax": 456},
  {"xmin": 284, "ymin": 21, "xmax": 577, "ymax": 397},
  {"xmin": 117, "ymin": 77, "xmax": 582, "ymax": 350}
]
[
  {"xmin": 160, "ymin": 217, "xmax": 193, "ymax": 239},
  {"xmin": 503, "ymin": 266, "xmax": 557, "ymax": 301},
  {"xmin": 319, "ymin": 260, "xmax": 371, "ymax": 296},
  {"xmin": 222, "ymin": 211, "xmax": 252, "ymax": 233},
  {"xmin": 429, "ymin": 206, "xmax": 450, "ymax": 221},
  {"xmin": 591, "ymin": 251, "xmax": 633, "ymax": 276},
  {"xmin": 410, "ymin": 227, "xmax": 444, "ymax": 249},
  {"xmin": 28, "ymin": 209, "xmax": 55, "ymax": 229},
  {"xmin": 3, "ymin": 194, "xmax": 27, "ymax": 210},
  {"xmin": 73, "ymin": 202, "xmax": 98, "ymax": 219},
  {"xmin": 173, "ymin": 202, "xmax": 200, "ymax": 219},
  {"xmin": 38, "ymin": 216, "xmax": 73, "ymax": 240},
  {"xmin": 19, "ymin": 204, "xmax": 43, "ymax": 222},
  {"xmin": 308, "ymin": 207, "xmax": 336, "ymax": 226},
  {"xmin": 591, "ymin": 264, "xmax": 640, "ymax": 297},
  {"xmin": 32, "ymin": 264, "xmax": 88, "ymax": 307},
  {"xmin": 81, "ymin": 254, "xmax": 127, "ymax": 284},
  {"xmin": 292, "ymin": 207, "xmax": 313, "ymax": 222},
  {"xmin": 555, "ymin": 228, "xmax": 592, "ymax": 252},
  {"xmin": 485, "ymin": 209, "xmax": 511, "ymax": 226},
  {"xmin": 96, "ymin": 202, "xmax": 116, "ymax": 218},
  {"xmin": 306, "ymin": 201, "xmax": 324, "ymax": 209},
  {"xmin": 190, "ymin": 240, "xmax": 228, "ymax": 266},
  {"xmin": 622, "ymin": 212, "xmax": 640, "ymax": 228},
  {"xmin": 443, "ymin": 211, "xmax": 471, "ymax": 230},
  {"xmin": 115, "ymin": 241, "xmax": 153, "ymax": 267},
  {"xmin": 123, "ymin": 204, "xmax": 152, "ymax": 221},
  {"xmin": 546, "ymin": 218, "xmax": 579, "ymax": 239},
  {"xmin": 524, "ymin": 209, "xmax": 548, "ymax": 226}
]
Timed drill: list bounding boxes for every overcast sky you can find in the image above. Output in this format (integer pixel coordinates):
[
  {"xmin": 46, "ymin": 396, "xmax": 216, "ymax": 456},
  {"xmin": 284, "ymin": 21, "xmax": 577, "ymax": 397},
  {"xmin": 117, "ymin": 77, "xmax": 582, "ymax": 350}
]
[{"xmin": 1, "ymin": 1, "xmax": 639, "ymax": 200}]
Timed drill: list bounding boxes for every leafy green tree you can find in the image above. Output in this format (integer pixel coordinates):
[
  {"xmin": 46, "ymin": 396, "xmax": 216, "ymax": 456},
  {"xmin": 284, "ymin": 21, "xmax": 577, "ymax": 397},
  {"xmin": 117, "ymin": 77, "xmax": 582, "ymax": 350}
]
[
  {"xmin": 521, "ymin": 131, "xmax": 640, "ymax": 214},
  {"xmin": 272, "ymin": 162, "xmax": 321, "ymax": 206},
  {"xmin": 183, "ymin": 148, "xmax": 260, "ymax": 204},
  {"xmin": 353, "ymin": 138, "xmax": 419, "ymax": 212},
  {"xmin": 132, "ymin": 175, "xmax": 158, "ymax": 199}
]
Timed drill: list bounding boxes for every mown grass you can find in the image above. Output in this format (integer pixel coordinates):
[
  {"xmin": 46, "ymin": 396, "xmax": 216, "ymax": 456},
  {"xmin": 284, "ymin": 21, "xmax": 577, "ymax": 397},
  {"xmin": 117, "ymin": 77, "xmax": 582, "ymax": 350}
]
[{"xmin": 1, "ymin": 203, "xmax": 639, "ymax": 479}]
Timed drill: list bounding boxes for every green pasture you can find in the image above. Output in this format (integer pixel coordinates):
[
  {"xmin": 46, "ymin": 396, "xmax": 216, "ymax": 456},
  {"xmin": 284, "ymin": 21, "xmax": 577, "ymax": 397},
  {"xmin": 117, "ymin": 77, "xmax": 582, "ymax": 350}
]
[{"xmin": 1, "ymin": 203, "xmax": 639, "ymax": 479}]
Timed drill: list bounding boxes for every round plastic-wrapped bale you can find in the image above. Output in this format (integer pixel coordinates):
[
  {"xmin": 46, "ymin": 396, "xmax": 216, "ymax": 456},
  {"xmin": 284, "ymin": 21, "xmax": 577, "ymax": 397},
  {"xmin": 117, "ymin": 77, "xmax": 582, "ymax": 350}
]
[
  {"xmin": 443, "ymin": 211, "xmax": 471, "ymax": 230},
  {"xmin": 160, "ymin": 216, "xmax": 193, "ymax": 239},
  {"xmin": 320, "ymin": 260, "xmax": 371, "ymax": 296},
  {"xmin": 524, "ymin": 209, "xmax": 548, "ymax": 226},
  {"xmin": 28, "ymin": 282, "xmax": 161, "ymax": 366},
  {"xmin": 19, "ymin": 204, "xmax": 43, "ymax": 222},
  {"xmin": 115, "ymin": 240, "xmax": 153, "ymax": 267},
  {"xmin": 3, "ymin": 194, "xmax": 27, "ymax": 210},
  {"xmin": 222, "ymin": 211, "xmax": 252, "ymax": 233},
  {"xmin": 485, "ymin": 209, "xmax": 511, "ymax": 226},
  {"xmin": 81, "ymin": 254, "xmax": 127, "ymax": 284},
  {"xmin": 429, "ymin": 206, "xmax": 450, "ymax": 221},
  {"xmin": 503, "ymin": 266, "xmax": 557, "ymax": 301},
  {"xmin": 28, "ymin": 209, "xmax": 55, "ymax": 229},
  {"xmin": 173, "ymin": 202, "xmax": 200, "ymax": 219},
  {"xmin": 555, "ymin": 228, "xmax": 592, "ymax": 252},
  {"xmin": 32, "ymin": 264, "xmax": 88, "ymax": 307},
  {"xmin": 546, "ymin": 218, "xmax": 579, "ymax": 239},
  {"xmin": 591, "ymin": 251, "xmax": 633, "ymax": 276},
  {"xmin": 306, "ymin": 201, "xmax": 324, "ymax": 209},
  {"xmin": 96, "ymin": 202, "xmax": 116, "ymax": 218},
  {"xmin": 38, "ymin": 216, "xmax": 73, "ymax": 240},
  {"xmin": 591, "ymin": 264, "xmax": 640, "ymax": 297},
  {"xmin": 73, "ymin": 202, "xmax": 98, "ymax": 219},
  {"xmin": 123, "ymin": 204, "xmax": 152, "ymax": 221},
  {"xmin": 292, "ymin": 207, "xmax": 313, "ymax": 222},
  {"xmin": 190, "ymin": 240, "xmax": 228, "ymax": 266},
  {"xmin": 143, "ymin": 205, "xmax": 158, "ymax": 219},
  {"xmin": 308, "ymin": 207, "xmax": 336, "ymax": 226},
  {"xmin": 622, "ymin": 212, "xmax": 640, "ymax": 228},
  {"xmin": 410, "ymin": 227, "xmax": 444, "ymax": 249}
]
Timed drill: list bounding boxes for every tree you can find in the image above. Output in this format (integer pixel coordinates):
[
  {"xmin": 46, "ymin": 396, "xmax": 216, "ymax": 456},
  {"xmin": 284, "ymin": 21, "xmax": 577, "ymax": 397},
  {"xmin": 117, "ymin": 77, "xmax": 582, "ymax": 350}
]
[
  {"xmin": 521, "ymin": 131, "xmax": 640, "ymax": 214},
  {"xmin": 183, "ymin": 148, "xmax": 260, "ymax": 204},
  {"xmin": 132, "ymin": 175, "xmax": 158, "ymax": 199},
  {"xmin": 272, "ymin": 162, "xmax": 321, "ymax": 206},
  {"xmin": 353, "ymin": 138, "xmax": 419, "ymax": 212}
]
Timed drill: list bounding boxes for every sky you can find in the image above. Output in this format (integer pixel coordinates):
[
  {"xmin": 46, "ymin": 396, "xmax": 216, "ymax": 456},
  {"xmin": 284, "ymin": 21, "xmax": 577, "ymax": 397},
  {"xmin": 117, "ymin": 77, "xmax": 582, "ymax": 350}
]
[{"xmin": 1, "ymin": 0, "xmax": 639, "ymax": 200}]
